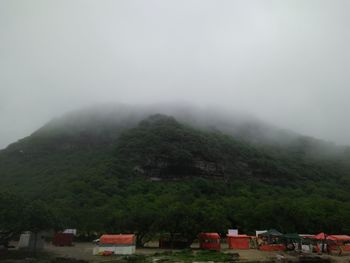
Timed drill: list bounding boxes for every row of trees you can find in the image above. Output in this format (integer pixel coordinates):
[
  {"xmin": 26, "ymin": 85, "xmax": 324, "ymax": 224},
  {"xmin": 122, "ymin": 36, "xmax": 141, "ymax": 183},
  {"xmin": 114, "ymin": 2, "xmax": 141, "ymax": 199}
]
[
  {"xmin": 0, "ymin": 192, "xmax": 55, "ymax": 249},
  {"xmin": 2, "ymin": 177, "xmax": 350, "ymax": 248}
]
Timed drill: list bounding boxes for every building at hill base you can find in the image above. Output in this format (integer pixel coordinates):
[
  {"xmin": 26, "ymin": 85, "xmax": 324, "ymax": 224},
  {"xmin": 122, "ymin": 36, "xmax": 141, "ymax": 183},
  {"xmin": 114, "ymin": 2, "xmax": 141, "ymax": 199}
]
[
  {"xmin": 198, "ymin": 233, "xmax": 221, "ymax": 251},
  {"xmin": 93, "ymin": 234, "xmax": 136, "ymax": 255}
]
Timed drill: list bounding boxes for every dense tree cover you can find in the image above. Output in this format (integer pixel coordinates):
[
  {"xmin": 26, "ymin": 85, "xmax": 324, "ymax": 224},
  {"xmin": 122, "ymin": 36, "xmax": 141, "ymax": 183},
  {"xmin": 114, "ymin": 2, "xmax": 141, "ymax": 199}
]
[
  {"xmin": 1, "ymin": 114, "xmax": 350, "ymax": 247},
  {"xmin": 0, "ymin": 194, "xmax": 56, "ymax": 249},
  {"xmin": 0, "ymin": 192, "xmax": 25, "ymax": 246}
]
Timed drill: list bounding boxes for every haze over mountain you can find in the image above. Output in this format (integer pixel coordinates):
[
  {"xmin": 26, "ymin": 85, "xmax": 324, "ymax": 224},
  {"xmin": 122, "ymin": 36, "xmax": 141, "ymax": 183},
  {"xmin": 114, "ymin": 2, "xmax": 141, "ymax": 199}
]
[
  {"xmin": 1, "ymin": 0, "xmax": 350, "ymax": 149},
  {"xmin": 5, "ymin": 103, "xmax": 346, "ymax": 158}
]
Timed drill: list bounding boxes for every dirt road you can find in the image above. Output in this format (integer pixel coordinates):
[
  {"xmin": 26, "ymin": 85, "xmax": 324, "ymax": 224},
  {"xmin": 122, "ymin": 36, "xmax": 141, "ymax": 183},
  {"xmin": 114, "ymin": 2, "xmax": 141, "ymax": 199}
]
[{"xmin": 12, "ymin": 242, "xmax": 350, "ymax": 262}]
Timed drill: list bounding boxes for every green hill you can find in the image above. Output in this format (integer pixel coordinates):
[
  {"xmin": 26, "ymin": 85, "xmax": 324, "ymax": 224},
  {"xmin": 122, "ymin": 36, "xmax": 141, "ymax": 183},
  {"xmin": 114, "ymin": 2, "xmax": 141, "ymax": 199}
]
[{"xmin": 1, "ymin": 107, "xmax": 350, "ymax": 246}]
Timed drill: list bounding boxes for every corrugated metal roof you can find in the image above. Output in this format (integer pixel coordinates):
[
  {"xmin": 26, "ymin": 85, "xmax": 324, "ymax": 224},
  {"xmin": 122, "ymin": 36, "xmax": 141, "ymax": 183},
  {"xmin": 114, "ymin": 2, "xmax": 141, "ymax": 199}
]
[{"xmin": 99, "ymin": 234, "xmax": 135, "ymax": 245}]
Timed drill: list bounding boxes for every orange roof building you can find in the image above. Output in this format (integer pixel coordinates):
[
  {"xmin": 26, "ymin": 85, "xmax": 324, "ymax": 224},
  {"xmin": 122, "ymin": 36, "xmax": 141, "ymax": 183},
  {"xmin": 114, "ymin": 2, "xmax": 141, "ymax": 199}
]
[
  {"xmin": 100, "ymin": 234, "xmax": 135, "ymax": 245},
  {"xmin": 93, "ymin": 234, "xmax": 136, "ymax": 256}
]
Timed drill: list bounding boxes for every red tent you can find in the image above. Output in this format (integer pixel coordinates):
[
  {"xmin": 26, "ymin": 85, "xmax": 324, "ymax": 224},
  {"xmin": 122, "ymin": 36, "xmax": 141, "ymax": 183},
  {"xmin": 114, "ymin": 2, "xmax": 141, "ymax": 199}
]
[
  {"xmin": 198, "ymin": 233, "xmax": 221, "ymax": 251},
  {"xmin": 310, "ymin": 233, "xmax": 327, "ymax": 253},
  {"xmin": 327, "ymin": 235, "xmax": 350, "ymax": 241},
  {"xmin": 227, "ymin": 235, "xmax": 251, "ymax": 249},
  {"xmin": 313, "ymin": 233, "xmax": 326, "ymax": 240},
  {"xmin": 299, "ymin": 234, "xmax": 316, "ymax": 239},
  {"xmin": 99, "ymin": 234, "xmax": 135, "ymax": 245},
  {"xmin": 326, "ymin": 235, "xmax": 350, "ymax": 255},
  {"xmin": 259, "ymin": 244, "xmax": 286, "ymax": 251}
]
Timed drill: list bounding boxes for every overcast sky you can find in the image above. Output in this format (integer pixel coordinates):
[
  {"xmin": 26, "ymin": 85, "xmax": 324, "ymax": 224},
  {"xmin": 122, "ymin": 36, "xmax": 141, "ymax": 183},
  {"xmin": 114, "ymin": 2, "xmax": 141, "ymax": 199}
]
[{"xmin": 1, "ymin": 0, "xmax": 350, "ymax": 149}]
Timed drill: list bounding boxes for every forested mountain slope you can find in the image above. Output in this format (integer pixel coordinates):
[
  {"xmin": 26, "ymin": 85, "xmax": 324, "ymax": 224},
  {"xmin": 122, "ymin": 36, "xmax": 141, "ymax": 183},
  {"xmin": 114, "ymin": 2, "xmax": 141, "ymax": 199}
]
[{"xmin": 1, "ymin": 106, "xmax": 350, "ymax": 245}]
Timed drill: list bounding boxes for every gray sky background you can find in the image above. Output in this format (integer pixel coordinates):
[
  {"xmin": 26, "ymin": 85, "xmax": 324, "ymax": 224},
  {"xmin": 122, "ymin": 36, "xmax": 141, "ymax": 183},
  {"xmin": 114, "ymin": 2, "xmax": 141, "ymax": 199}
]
[{"xmin": 1, "ymin": 0, "xmax": 350, "ymax": 149}]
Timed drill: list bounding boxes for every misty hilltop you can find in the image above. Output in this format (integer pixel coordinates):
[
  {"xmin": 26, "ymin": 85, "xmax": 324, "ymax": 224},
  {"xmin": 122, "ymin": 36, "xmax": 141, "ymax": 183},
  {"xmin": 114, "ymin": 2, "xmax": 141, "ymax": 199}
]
[
  {"xmin": 2, "ymin": 103, "xmax": 349, "ymax": 185},
  {"xmin": 2, "ymin": 103, "xmax": 349, "ymax": 181},
  {"xmin": 7, "ymin": 103, "xmax": 347, "ymax": 154},
  {"xmin": 2, "ymin": 1, "xmax": 350, "ymax": 150},
  {"xmin": 1, "ymin": 104, "xmax": 350, "ymax": 236}
]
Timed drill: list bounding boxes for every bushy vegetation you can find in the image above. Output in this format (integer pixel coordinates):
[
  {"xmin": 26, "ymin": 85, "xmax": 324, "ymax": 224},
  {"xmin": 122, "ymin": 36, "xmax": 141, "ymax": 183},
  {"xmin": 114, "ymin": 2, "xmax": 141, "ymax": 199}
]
[{"xmin": 1, "ymin": 114, "xmax": 350, "ymax": 247}]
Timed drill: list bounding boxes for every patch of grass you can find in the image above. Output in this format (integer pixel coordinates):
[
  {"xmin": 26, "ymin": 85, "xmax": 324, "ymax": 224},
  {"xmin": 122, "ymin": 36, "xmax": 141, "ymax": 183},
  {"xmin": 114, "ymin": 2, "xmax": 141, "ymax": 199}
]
[
  {"xmin": 0, "ymin": 250, "xmax": 49, "ymax": 261},
  {"xmin": 51, "ymin": 257, "xmax": 89, "ymax": 263},
  {"xmin": 0, "ymin": 251, "xmax": 88, "ymax": 263},
  {"xmin": 193, "ymin": 250, "xmax": 234, "ymax": 262},
  {"xmin": 150, "ymin": 249, "xmax": 235, "ymax": 262},
  {"xmin": 102, "ymin": 254, "xmax": 152, "ymax": 263}
]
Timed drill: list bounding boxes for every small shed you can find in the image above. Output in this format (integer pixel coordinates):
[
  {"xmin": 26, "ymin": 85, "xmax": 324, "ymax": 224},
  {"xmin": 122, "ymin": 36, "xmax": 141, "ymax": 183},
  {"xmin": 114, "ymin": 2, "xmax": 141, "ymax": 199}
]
[
  {"xmin": 93, "ymin": 234, "xmax": 136, "ymax": 255},
  {"xmin": 53, "ymin": 233, "xmax": 74, "ymax": 246},
  {"xmin": 18, "ymin": 231, "xmax": 45, "ymax": 251},
  {"xmin": 198, "ymin": 233, "xmax": 220, "ymax": 251},
  {"xmin": 227, "ymin": 235, "xmax": 251, "ymax": 249}
]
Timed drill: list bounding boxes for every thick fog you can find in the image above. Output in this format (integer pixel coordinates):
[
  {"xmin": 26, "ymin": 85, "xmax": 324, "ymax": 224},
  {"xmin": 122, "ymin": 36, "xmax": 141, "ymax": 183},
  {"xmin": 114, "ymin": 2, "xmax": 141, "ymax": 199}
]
[{"xmin": 1, "ymin": 0, "xmax": 350, "ymax": 149}]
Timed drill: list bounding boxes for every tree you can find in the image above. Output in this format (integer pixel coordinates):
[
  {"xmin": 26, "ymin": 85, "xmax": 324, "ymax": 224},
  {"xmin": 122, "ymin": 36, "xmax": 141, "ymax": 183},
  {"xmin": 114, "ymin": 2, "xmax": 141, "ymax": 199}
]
[
  {"xmin": 0, "ymin": 192, "xmax": 24, "ymax": 248},
  {"xmin": 22, "ymin": 200, "xmax": 55, "ymax": 252},
  {"xmin": 122, "ymin": 195, "xmax": 158, "ymax": 247}
]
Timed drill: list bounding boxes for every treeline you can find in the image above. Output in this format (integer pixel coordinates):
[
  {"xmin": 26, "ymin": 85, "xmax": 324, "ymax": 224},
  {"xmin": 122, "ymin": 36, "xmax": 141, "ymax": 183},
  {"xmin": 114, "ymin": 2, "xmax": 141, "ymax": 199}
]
[
  {"xmin": 2, "ymin": 176, "xmax": 350, "ymax": 247},
  {"xmin": 0, "ymin": 192, "xmax": 56, "ymax": 247}
]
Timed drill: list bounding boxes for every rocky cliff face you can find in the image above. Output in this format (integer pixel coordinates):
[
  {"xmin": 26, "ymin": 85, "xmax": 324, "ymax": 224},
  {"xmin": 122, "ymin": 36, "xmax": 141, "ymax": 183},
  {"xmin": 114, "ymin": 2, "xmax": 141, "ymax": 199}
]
[{"xmin": 133, "ymin": 158, "xmax": 225, "ymax": 180}]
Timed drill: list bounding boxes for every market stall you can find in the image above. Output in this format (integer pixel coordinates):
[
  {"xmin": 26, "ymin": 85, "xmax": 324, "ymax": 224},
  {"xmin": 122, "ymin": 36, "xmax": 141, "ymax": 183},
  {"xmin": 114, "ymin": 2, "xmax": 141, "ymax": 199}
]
[
  {"xmin": 227, "ymin": 234, "xmax": 253, "ymax": 249},
  {"xmin": 311, "ymin": 232, "xmax": 327, "ymax": 253},
  {"xmin": 258, "ymin": 229, "xmax": 286, "ymax": 251},
  {"xmin": 198, "ymin": 233, "xmax": 221, "ymax": 251},
  {"xmin": 282, "ymin": 233, "xmax": 301, "ymax": 251},
  {"xmin": 326, "ymin": 235, "xmax": 350, "ymax": 256}
]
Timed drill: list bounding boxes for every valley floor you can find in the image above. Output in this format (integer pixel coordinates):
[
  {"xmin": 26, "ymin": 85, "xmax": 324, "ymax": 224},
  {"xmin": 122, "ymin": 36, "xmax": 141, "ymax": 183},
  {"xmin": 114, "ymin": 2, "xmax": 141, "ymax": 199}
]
[{"xmin": 3, "ymin": 242, "xmax": 350, "ymax": 263}]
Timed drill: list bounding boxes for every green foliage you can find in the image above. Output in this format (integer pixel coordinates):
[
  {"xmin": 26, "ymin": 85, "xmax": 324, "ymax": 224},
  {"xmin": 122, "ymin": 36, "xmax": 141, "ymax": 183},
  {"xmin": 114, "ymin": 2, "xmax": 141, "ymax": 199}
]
[
  {"xmin": 0, "ymin": 196, "xmax": 58, "ymax": 249},
  {"xmin": 0, "ymin": 192, "xmax": 25, "ymax": 233},
  {"xmin": 1, "ymin": 114, "xmax": 350, "ymax": 246},
  {"xmin": 22, "ymin": 200, "xmax": 56, "ymax": 233}
]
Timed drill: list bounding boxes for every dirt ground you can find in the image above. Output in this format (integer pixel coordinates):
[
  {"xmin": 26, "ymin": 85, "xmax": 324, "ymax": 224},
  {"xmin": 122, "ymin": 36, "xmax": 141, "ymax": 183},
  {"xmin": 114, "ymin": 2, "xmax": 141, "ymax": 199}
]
[
  {"xmin": 9, "ymin": 241, "xmax": 350, "ymax": 262},
  {"xmin": 45, "ymin": 242, "xmax": 183, "ymax": 262}
]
